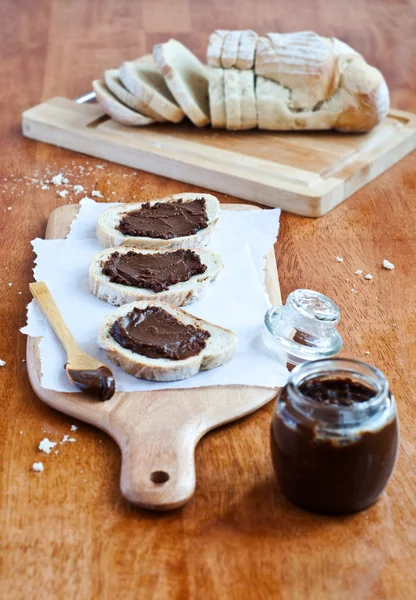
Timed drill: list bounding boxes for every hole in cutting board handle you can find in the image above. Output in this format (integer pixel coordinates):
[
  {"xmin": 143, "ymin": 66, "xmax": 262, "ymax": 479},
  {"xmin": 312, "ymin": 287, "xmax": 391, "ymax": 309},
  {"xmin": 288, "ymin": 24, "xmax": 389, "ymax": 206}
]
[{"xmin": 150, "ymin": 471, "xmax": 170, "ymax": 484}]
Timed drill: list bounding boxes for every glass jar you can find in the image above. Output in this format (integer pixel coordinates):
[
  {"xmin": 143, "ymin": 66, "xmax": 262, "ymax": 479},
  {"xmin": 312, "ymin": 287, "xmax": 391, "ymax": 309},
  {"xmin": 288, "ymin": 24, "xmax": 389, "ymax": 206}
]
[
  {"xmin": 271, "ymin": 358, "xmax": 399, "ymax": 515},
  {"xmin": 263, "ymin": 289, "xmax": 343, "ymax": 368}
]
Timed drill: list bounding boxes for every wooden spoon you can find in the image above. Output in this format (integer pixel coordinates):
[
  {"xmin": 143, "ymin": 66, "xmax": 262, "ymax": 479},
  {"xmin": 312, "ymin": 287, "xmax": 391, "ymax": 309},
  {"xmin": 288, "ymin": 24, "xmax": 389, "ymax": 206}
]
[{"xmin": 29, "ymin": 281, "xmax": 115, "ymax": 401}]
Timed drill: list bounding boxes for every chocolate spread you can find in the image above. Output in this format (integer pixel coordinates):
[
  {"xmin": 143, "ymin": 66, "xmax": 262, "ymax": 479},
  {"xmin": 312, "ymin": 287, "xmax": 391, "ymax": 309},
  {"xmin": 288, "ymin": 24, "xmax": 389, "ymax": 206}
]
[
  {"xmin": 66, "ymin": 365, "xmax": 115, "ymax": 401},
  {"xmin": 102, "ymin": 249, "xmax": 207, "ymax": 293},
  {"xmin": 117, "ymin": 198, "xmax": 208, "ymax": 239},
  {"xmin": 110, "ymin": 306, "xmax": 210, "ymax": 360},
  {"xmin": 271, "ymin": 378, "xmax": 399, "ymax": 515}
]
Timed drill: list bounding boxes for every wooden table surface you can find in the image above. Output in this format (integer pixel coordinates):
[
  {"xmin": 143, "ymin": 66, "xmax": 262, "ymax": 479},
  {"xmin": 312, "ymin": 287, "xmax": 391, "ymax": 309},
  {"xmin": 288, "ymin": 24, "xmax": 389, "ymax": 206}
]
[{"xmin": 1, "ymin": 1, "xmax": 415, "ymax": 598}]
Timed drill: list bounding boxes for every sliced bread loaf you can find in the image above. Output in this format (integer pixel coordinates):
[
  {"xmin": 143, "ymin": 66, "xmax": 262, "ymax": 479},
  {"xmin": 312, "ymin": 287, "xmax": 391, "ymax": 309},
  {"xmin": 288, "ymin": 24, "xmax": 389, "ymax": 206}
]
[
  {"xmin": 92, "ymin": 80, "xmax": 155, "ymax": 127},
  {"xmin": 89, "ymin": 247, "xmax": 223, "ymax": 307},
  {"xmin": 153, "ymin": 39, "xmax": 210, "ymax": 127},
  {"xmin": 98, "ymin": 301, "xmax": 237, "ymax": 382},
  {"xmin": 119, "ymin": 56, "xmax": 185, "ymax": 123},
  {"xmin": 96, "ymin": 193, "xmax": 220, "ymax": 250}
]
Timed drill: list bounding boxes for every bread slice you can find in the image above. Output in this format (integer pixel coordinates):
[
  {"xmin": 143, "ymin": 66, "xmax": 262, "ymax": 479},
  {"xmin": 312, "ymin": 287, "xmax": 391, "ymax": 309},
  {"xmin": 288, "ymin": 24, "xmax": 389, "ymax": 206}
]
[
  {"xmin": 236, "ymin": 30, "xmax": 258, "ymax": 70},
  {"xmin": 119, "ymin": 56, "xmax": 185, "ymax": 123},
  {"xmin": 98, "ymin": 301, "xmax": 237, "ymax": 382},
  {"xmin": 207, "ymin": 30, "xmax": 228, "ymax": 67},
  {"xmin": 89, "ymin": 247, "xmax": 223, "ymax": 307},
  {"xmin": 104, "ymin": 69, "xmax": 166, "ymax": 122},
  {"xmin": 96, "ymin": 193, "xmax": 220, "ymax": 250},
  {"xmin": 208, "ymin": 68, "xmax": 226, "ymax": 128},
  {"xmin": 92, "ymin": 80, "xmax": 155, "ymax": 127},
  {"xmin": 224, "ymin": 69, "xmax": 241, "ymax": 130},
  {"xmin": 221, "ymin": 30, "xmax": 241, "ymax": 68},
  {"xmin": 240, "ymin": 70, "xmax": 257, "ymax": 129},
  {"xmin": 153, "ymin": 39, "xmax": 210, "ymax": 127}
]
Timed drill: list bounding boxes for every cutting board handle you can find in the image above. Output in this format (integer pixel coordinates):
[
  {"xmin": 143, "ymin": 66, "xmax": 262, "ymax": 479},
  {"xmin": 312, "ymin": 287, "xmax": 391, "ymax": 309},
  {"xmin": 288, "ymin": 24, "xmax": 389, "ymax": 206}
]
[{"xmin": 111, "ymin": 398, "xmax": 199, "ymax": 510}]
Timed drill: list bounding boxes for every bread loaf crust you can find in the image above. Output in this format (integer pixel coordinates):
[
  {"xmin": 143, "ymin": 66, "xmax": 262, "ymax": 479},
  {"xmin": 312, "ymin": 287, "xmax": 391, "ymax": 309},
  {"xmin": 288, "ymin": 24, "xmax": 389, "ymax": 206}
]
[{"xmin": 253, "ymin": 31, "xmax": 389, "ymax": 131}]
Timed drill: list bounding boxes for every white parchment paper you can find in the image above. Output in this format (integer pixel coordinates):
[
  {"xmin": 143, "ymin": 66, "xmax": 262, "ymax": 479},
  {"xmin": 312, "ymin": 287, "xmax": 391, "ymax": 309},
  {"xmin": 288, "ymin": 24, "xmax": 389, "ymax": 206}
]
[{"xmin": 21, "ymin": 199, "xmax": 288, "ymax": 392}]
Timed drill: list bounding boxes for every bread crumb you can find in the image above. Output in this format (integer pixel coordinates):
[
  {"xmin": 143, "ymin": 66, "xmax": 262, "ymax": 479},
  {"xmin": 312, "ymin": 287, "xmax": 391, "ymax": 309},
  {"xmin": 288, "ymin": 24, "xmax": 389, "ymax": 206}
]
[
  {"xmin": 0, "ymin": 359, "xmax": 5, "ymax": 366},
  {"xmin": 70, "ymin": 425, "xmax": 78, "ymax": 431},
  {"xmin": 364, "ymin": 273, "xmax": 373, "ymax": 280},
  {"xmin": 73, "ymin": 184, "xmax": 84, "ymax": 194},
  {"xmin": 38, "ymin": 437, "xmax": 57, "ymax": 454},
  {"xmin": 58, "ymin": 190, "xmax": 69, "ymax": 198},
  {"xmin": 382, "ymin": 259, "xmax": 395, "ymax": 270},
  {"xmin": 32, "ymin": 462, "xmax": 44, "ymax": 472},
  {"xmin": 91, "ymin": 190, "xmax": 103, "ymax": 198},
  {"xmin": 51, "ymin": 173, "xmax": 64, "ymax": 186},
  {"xmin": 335, "ymin": 256, "xmax": 344, "ymax": 262}
]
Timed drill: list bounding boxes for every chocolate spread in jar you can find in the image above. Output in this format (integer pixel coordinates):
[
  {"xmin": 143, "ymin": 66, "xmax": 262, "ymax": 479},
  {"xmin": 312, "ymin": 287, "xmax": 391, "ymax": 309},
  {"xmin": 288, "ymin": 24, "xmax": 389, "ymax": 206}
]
[
  {"xmin": 102, "ymin": 249, "xmax": 207, "ymax": 293},
  {"xmin": 110, "ymin": 306, "xmax": 210, "ymax": 360},
  {"xmin": 271, "ymin": 378, "xmax": 399, "ymax": 515},
  {"xmin": 117, "ymin": 198, "xmax": 209, "ymax": 239}
]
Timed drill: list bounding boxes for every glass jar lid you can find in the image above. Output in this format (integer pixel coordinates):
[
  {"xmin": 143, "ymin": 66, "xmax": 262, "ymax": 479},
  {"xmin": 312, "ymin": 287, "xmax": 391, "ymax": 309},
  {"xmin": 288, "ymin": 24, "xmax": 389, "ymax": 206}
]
[{"xmin": 263, "ymin": 289, "xmax": 343, "ymax": 366}]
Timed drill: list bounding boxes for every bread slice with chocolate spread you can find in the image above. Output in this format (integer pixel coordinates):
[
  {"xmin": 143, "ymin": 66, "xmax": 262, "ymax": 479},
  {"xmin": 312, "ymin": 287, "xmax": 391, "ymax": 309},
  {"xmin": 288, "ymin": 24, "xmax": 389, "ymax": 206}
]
[
  {"xmin": 96, "ymin": 193, "xmax": 220, "ymax": 250},
  {"xmin": 89, "ymin": 247, "xmax": 223, "ymax": 307},
  {"xmin": 98, "ymin": 301, "xmax": 236, "ymax": 382}
]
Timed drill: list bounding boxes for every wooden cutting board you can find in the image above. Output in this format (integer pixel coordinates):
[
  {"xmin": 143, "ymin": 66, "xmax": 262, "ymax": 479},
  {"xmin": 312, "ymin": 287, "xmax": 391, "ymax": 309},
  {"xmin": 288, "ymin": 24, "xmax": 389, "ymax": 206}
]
[
  {"xmin": 26, "ymin": 203, "xmax": 281, "ymax": 510},
  {"xmin": 22, "ymin": 98, "xmax": 416, "ymax": 217}
]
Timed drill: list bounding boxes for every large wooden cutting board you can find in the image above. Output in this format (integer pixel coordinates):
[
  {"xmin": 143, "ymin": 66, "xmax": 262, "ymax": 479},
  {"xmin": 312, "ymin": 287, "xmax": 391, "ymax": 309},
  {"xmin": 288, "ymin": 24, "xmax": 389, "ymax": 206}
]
[
  {"xmin": 26, "ymin": 203, "xmax": 281, "ymax": 511},
  {"xmin": 22, "ymin": 98, "xmax": 416, "ymax": 217}
]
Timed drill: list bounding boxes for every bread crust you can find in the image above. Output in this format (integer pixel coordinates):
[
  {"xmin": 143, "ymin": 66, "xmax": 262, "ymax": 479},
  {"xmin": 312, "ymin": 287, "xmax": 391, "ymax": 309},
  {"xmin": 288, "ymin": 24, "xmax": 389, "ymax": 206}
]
[{"xmin": 253, "ymin": 32, "xmax": 389, "ymax": 132}]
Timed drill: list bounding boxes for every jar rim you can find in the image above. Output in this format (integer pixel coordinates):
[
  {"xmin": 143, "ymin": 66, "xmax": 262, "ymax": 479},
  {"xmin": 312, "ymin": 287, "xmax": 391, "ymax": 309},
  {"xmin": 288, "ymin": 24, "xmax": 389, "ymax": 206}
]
[{"xmin": 287, "ymin": 358, "xmax": 389, "ymax": 413}]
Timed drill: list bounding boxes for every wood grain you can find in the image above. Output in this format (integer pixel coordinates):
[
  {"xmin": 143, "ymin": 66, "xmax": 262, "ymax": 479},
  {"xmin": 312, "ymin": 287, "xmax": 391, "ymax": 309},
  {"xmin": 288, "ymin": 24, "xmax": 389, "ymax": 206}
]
[
  {"xmin": 26, "ymin": 204, "xmax": 280, "ymax": 511},
  {"xmin": 1, "ymin": 0, "xmax": 416, "ymax": 598},
  {"xmin": 22, "ymin": 100, "xmax": 416, "ymax": 217}
]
